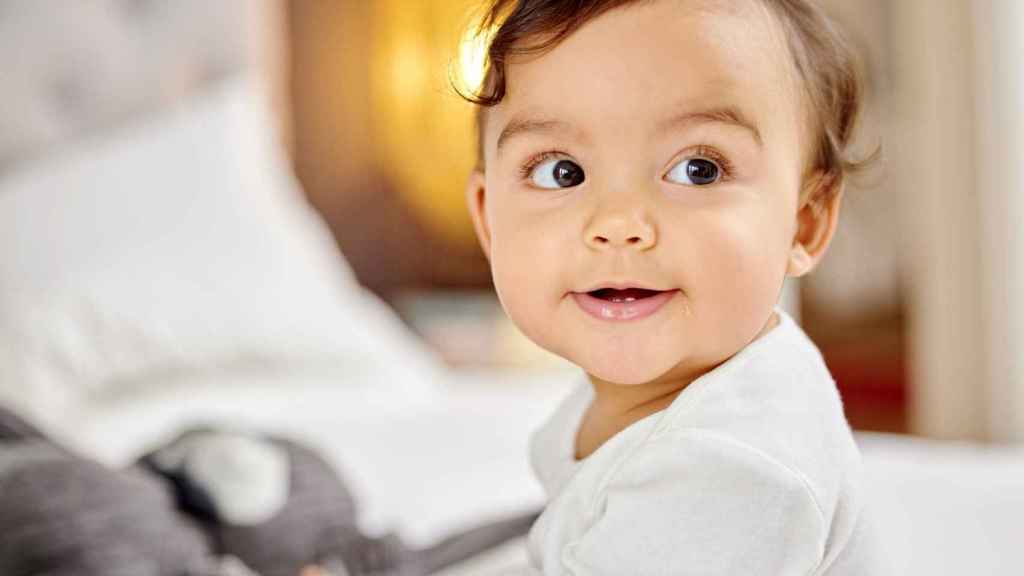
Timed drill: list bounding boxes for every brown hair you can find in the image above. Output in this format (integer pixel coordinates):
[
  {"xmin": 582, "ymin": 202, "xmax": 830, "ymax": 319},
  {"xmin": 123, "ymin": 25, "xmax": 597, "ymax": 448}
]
[{"xmin": 460, "ymin": 0, "xmax": 871, "ymax": 193}]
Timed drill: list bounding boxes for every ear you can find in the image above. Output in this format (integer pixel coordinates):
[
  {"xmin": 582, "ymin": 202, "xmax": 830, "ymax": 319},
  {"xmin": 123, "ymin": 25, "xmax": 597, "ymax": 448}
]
[
  {"xmin": 786, "ymin": 172, "xmax": 843, "ymax": 278},
  {"xmin": 465, "ymin": 170, "xmax": 492, "ymax": 259}
]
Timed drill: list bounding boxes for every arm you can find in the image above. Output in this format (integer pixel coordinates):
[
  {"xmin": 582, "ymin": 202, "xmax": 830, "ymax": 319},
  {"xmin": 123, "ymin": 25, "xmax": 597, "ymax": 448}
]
[{"xmin": 560, "ymin": 431, "xmax": 826, "ymax": 576}]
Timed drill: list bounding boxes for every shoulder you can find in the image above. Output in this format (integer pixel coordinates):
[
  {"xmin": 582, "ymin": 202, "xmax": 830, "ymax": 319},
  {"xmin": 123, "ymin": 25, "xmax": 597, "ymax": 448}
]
[
  {"xmin": 571, "ymin": 431, "xmax": 828, "ymax": 572},
  {"xmin": 652, "ymin": 312, "xmax": 864, "ymax": 524},
  {"xmin": 602, "ymin": 429, "xmax": 827, "ymax": 528}
]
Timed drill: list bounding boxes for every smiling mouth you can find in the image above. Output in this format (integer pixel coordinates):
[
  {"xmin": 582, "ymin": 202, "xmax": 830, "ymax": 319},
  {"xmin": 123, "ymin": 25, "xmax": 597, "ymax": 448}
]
[
  {"xmin": 572, "ymin": 287, "xmax": 678, "ymax": 321},
  {"xmin": 588, "ymin": 288, "xmax": 665, "ymax": 302}
]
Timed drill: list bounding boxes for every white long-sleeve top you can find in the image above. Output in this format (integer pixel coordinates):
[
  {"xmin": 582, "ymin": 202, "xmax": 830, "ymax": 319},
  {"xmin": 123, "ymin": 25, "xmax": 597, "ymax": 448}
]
[{"xmin": 527, "ymin": 309, "xmax": 887, "ymax": 575}]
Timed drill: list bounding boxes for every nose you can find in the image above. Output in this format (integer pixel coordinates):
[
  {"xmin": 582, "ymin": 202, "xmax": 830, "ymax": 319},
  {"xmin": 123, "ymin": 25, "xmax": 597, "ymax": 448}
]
[{"xmin": 583, "ymin": 208, "xmax": 657, "ymax": 251}]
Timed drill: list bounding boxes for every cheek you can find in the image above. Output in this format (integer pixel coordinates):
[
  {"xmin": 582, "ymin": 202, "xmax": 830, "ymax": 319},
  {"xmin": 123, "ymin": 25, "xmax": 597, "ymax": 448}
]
[
  {"xmin": 684, "ymin": 204, "xmax": 792, "ymax": 338},
  {"xmin": 485, "ymin": 195, "xmax": 570, "ymax": 348}
]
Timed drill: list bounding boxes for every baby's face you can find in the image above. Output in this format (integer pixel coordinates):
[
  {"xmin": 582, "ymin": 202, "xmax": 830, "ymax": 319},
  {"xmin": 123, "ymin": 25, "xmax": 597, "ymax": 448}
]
[{"xmin": 468, "ymin": 0, "xmax": 819, "ymax": 386}]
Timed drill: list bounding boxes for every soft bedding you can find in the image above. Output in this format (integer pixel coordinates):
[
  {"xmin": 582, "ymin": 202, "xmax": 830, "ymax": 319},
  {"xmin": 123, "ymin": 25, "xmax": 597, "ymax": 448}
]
[
  {"xmin": 20, "ymin": 366, "xmax": 574, "ymax": 576},
  {"xmin": 0, "ymin": 404, "xmax": 543, "ymax": 576},
  {"xmin": 0, "ymin": 73, "xmax": 443, "ymax": 452},
  {"xmin": 67, "ymin": 367, "xmax": 579, "ymax": 550},
  {"xmin": 2, "ymin": 366, "xmax": 558, "ymax": 573}
]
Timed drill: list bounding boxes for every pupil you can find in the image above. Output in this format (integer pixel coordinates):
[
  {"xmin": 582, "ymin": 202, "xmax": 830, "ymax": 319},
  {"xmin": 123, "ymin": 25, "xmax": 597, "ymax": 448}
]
[
  {"xmin": 687, "ymin": 159, "xmax": 718, "ymax": 185},
  {"xmin": 554, "ymin": 160, "xmax": 585, "ymax": 187}
]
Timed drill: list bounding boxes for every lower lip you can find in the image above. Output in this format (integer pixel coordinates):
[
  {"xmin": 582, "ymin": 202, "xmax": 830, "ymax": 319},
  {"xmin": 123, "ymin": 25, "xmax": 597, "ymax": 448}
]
[{"xmin": 571, "ymin": 290, "xmax": 678, "ymax": 322}]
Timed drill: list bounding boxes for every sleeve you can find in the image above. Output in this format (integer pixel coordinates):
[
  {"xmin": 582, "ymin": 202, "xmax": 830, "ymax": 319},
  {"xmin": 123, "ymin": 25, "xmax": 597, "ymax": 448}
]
[{"xmin": 558, "ymin": 431, "xmax": 827, "ymax": 576}]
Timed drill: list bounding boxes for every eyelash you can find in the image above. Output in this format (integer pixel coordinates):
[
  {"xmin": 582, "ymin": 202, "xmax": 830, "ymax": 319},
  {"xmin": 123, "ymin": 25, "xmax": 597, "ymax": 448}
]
[
  {"xmin": 516, "ymin": 145, "xmax": 737, "ymax": 184},
  {"xmin": 685, "ymin": 146, "xmax": 736, "ymax": 182},
  {"xmin": 518, "ymin": 150, "xmax": 569, "ymax": 181}
]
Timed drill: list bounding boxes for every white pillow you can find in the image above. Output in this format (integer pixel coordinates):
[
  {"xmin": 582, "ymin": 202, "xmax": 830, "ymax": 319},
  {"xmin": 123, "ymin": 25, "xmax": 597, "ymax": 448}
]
[{"xmin": 0, "ymin": 74, "xmax": 442, "ymax": 439}]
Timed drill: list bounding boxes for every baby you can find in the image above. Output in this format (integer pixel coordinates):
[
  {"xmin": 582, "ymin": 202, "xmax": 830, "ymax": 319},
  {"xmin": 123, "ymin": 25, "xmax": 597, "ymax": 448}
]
[{"xmin": 461, "ymin": 0, "xmax": 884, "ymax": 574}]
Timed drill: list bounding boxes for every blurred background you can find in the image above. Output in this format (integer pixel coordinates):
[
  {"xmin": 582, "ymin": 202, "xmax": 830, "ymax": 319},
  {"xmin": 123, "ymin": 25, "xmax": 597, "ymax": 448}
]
[{"xmin": 1, "ymin": 1, "xmax": 1022, "ymax": 575}]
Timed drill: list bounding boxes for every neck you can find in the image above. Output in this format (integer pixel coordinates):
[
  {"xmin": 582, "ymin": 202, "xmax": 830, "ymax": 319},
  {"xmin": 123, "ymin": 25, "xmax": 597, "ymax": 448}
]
[{"xmin": 587, "ymin": 310, "xmax": 781, "ymax": 420}]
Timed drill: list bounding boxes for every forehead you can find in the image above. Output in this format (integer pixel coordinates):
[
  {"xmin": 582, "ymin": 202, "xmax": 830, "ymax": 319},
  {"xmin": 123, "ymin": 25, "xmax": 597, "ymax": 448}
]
[{"xmin": 484, "ymin": 0, "xmax": 803, "ymax": 155}]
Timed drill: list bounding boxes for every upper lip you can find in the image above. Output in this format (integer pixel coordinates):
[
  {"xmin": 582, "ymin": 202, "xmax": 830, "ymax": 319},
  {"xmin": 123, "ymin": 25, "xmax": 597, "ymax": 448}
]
[{"xmin": 574, "ymin": 282, "xmax": 673, "ymax": 293}]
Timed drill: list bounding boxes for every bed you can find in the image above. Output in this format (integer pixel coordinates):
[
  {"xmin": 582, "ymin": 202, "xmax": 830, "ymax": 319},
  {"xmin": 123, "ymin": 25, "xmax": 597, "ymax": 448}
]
[{"xmin": 1, "ymin": 2, "xmax": 1022, "ymax": 575}]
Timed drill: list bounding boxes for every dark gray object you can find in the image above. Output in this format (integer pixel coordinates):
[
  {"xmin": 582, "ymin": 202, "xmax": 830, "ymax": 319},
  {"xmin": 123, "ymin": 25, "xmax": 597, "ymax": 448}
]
[{"xmin": 0, "ymin": 407, "xmax": 539, "ymax": 576}]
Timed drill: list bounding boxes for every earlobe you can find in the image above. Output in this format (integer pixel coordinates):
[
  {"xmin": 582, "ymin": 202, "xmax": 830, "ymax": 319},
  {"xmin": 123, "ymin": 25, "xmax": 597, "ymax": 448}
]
[
  {"xmin": 465, "ymin": 170, "xmax": 492, "ymax": 259},
  {"xmin": 786, "ymin": 173, "xmax": 843, "ymax": 278}
]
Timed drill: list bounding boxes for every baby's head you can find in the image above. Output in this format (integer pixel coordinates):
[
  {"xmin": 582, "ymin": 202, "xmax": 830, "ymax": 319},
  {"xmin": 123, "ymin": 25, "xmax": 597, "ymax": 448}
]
[{"xmin": 463, "ymin": 0, "xmax": 867, "ymax": 387}]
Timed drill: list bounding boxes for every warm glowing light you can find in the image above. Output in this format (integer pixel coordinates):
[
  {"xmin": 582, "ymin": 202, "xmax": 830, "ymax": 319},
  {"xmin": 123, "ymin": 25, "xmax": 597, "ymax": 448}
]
[
  {"xmin": 458, "ymin": 23, "xmax": 490, "ymax": 95},
  {"xmin": 369, "ymin": 0, "xmax": 484, "ymax": 245},
  {"xmin": 391, "ymin": 41, "xmax": 428, "ymax": 105}
]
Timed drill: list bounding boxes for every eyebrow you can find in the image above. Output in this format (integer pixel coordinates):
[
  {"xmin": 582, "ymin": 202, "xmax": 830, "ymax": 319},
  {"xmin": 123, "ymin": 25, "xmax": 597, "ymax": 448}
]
[
  {"xmin": 495, "ymin": 117, "xmax": 577, "ymax": 156},
  {"xmin": 658, "ymin": 106, "xmax": 764, "ymax": 147},
  {"xmin": 495, "ymin": 105, "xmax": 764, "ymax": 156}
]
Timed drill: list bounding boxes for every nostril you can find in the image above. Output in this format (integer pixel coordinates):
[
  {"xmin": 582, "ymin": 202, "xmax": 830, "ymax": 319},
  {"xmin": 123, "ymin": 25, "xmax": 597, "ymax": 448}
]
[
  {"xmin": 627, "ymin": 236, "xmax": 642, "ymax": 244},
  {"xmin": 594, "ymin": 236, "xmax": 609, "ymax": 244}
]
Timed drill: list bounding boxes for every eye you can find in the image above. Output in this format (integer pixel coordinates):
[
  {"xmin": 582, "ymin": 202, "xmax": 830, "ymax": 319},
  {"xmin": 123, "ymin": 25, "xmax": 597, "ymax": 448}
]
[
  {"xmin": 529, "ymin": 158, "xmax": 586, "ymax": 189},
  {"xmin": 665, "ymin": 157, "xmax": 721, "ymax": 186}
]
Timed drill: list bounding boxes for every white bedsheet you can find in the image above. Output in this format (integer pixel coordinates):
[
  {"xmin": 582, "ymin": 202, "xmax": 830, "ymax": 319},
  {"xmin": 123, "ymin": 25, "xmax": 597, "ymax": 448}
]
[
  {"xmin": 68, "ymin": 366, "xmax": 577, "ymax": 549},
  {"xmin": 858, "ymin": 432, "xmax": 1024, "ymax": 575},
  {"xmin": 65, "ymin": 365, "xmax": 1024, "ymax": 575}
]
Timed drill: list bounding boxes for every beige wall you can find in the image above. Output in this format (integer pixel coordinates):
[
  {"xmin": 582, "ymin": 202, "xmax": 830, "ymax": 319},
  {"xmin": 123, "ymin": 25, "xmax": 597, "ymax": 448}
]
[
  {"xmin": 891, "ymin": 0, "xmax": 986, "ymax": 440},
  {"xmin": 813, "ymin": 0, "xmax": 1024, "ymax": 441},
  {"xmin": 889, "ymin": 0, "xmax": 1024, "ymax": 441},
  {"xmin": 973, "ymin": 0, "xmax": 1024, "ymax": 441}
]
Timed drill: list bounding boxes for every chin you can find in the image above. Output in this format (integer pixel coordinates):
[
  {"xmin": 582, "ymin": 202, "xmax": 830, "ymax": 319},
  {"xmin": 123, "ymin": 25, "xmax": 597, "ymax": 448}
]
[
  {"xmin": 540, "ymin": 327, "xmax": 683, "ymax": 386},
  {"xmin": 575, "ymin": 351, "xmax": 676, "ymax": 386}
]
